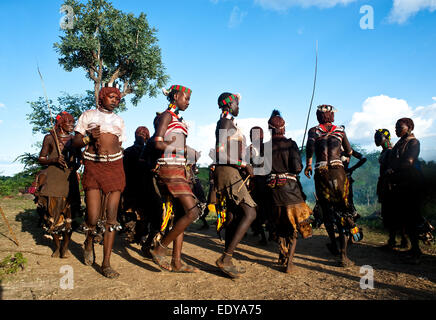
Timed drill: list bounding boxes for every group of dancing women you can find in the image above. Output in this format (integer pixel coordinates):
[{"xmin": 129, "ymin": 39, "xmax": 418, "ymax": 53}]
[{"xmin": 34, "ymin": 83, "xmax": 432, "ymax": 279}]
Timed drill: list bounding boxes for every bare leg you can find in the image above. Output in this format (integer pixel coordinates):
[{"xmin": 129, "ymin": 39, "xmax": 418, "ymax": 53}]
[
  {"xmin": 322, "ymin": 204, "xmax": 340, "ymax": 256},
  {"xmin": 52, "ymin": 234, "xmax": 61, "ymax": 258},
  {"xmin": 339, "ymin": 229, "xmax": 354, "ymax": 267},
  {"xmin": 150, "ymin": 195, "xmax": 199, "ymax": 270},
  {"xmin": 60, "ymin": 231, "xmax": 71, "ymax": 258},
  {"xmin": 170, "ymin": 232, "xmax": 197, "ymax": 272},
  {"xmin": 83, "ymin": 189, "xmax": 101, "ymax": 265},
  {"xmin": 274, "ymin": 207, "xmax": 297, "ymax": 273},
  {"xmin": 224, "ymin": 211, "xmax": 239, "ymax": 252},
  {"xmin": 325, "ymin": 221, "xmax": 340, "ymax": 256},
  {"xmin": 101, "ymin": 191, "xmax": 121, "ymax": 277},
  {"xmin": 286, "ymin": 234, "xmax": 297, "ymax": 273},
  {"xmin": 171, "ymin": 232, "xmax": 184, "ymax": 269},
  {"xmin": 218, "ymin": 203, "xmax": 256, "ymax": 270}
]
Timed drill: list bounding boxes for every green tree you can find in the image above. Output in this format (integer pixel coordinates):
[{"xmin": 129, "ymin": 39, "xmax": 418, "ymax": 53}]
[
  {"xmin": 14, "ymin": 153, "xmax": 41, "ymax": 176},
  {"xmin": 420, "ymin": 160, "xmax": 436, "ymax": 221},
  {"xmin": 26, "ymin": 91, "xmax": 99, "ymax": 135},
  {"xmin": 351, "ymin": 150, "xmax": 380, "ymax": 206},
  {"xmin": 54, "ymin": 0, "xmax": 169, "ymax": 107},
  {"xmin": 22, "ymin": 0, "xmax": 169, "ymax": 177}
]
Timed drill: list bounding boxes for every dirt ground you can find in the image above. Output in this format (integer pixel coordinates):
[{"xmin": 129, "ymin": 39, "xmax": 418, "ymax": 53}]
[{"xmin": 0, "ymin": 196, "xmax": 435, "ymax": 300}]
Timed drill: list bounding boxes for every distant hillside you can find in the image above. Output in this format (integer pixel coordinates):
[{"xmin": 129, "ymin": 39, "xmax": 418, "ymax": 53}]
[{"xmin": 197, "ymin": 150, "xmax": 436, "ymax": 223}]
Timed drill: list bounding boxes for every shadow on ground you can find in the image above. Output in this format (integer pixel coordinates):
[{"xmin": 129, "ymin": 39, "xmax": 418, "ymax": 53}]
[{"xmin": 186, "ymin": 223, "xmax": 436, "ymax": 286}]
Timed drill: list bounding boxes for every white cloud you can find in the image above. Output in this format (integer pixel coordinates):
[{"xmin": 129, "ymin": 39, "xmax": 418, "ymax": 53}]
[
  {"xmin": 228, "ymin": 6, "xmax": 248, "ymax": 28},
  {"xmin": 0, "ymin": 163, "xmax": 25, "ymax": 177},
  {"xmin": 347, "ymin": 95, "xmax": 436, "ymax": 152},
  {"xmin": 174, "ymin": 96, "xmax": 436, "ymax": 166},
  {"xmin": 0, "ymin": 120, "xmax": 3, "ymax": 125},
  {"xmin": 0, "ymin": 103, "xmax": 5, "ymax": 108},
  {"xmin": 388, "ymin": 0, "xmax": 436, "ymax": 24},
  {"xmin": 254, "ymin": 0, "xmax": 358, "ymax": 11}
]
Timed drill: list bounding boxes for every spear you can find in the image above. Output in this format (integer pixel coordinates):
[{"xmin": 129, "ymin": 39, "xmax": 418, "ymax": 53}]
[
  {"xmin": 37, "ymin": 65, "xmax": 67, "ymax": 169},
  {"xmin": 237, "ymin": 175, "xmax": 251, "ymax": 193},
  {"xmin": 0, "ymin": 206, "xmax": 19, "ymax": 247},
  {"xmin": 301, "ymin": 41, "xmax": 319, "ymax": 152}
]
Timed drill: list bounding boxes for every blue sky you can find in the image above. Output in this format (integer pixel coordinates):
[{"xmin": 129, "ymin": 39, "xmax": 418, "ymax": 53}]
[{"xmin": 1, "ymin": 0, "xmax": 435, "ymax": 175}]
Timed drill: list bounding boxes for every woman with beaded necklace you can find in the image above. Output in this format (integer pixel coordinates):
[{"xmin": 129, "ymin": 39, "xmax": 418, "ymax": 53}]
[
  {"xmin": 148, "ymin": 85, "xmax": 200, "ymax": 273},
  {"xmin": 375, "ymin": 129, "xmax": 407, "ymax": 250},
  {"xmin": 38, "ymin": 111, "xmax": 81, "ymax": 259},
  {"xmin": 213, "ymin": 92, "xmax": 256, "ymax": 278},
  {"xmin": 387, "ymin": 118, "xmax": 424, "ymax": 263},
  {"xmin": 73, "ymin": 85, "xmax": 126, "ymax": 279}
]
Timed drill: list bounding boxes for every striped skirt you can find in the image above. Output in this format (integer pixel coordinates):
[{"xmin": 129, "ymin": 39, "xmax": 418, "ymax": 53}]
[{"xmin": 156, "ymin": 165, "xmax": 195, "ymax": 199}]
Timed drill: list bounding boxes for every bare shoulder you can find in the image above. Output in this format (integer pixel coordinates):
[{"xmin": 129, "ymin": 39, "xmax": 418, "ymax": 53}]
[
  {"xmin": 218, "ymin": 118, "xmax": 235, "ymax": 130},
  {"xmin": 159, "ymin": 111, "xmax": 172, "ymax": 123},
  {"xmin": 42, "ymin": 133, "xmax": 54, "ymax": 144}
]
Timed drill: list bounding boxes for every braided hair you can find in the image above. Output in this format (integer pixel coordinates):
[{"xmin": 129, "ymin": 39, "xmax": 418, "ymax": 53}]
[
  {"xmin": 316, "ymin": 105, "xmax": 335, "ymax": 124},
  {"xmin": 268, "ymin": 110, "xmax": 285, "ymax": 136}
]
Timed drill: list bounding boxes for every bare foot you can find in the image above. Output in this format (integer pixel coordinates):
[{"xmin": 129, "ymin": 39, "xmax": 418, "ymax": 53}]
[
  {"xmin": 61, "ymin": 249, "xmax": 71, "ymax": 259},
  {"xmin": 101, "ymin": 265, "xmax": 120, "ymax": 279},
  {"xmin": 51, "ymin": 249, "xmax": 60, "ymax": 258},
  {"xmin": 171, "ymin": 261, "xmax": 199, "ymax": 273},
  {"xmin": 150, "ymin": 247, "xmax": 172, "ymax": 271},
  {"xmin": 340, "ymin": 256, "xmax": 355, "ymax": 268},
  {"xmin": 286, "ymin": 263, "xmax": 296, "ymax": 274},
  {"xmin": 83, "ymin": 241, "xmax": 94, "ymax": 266},
  {"xmin": 216, "ymin": 255, "xmax": 245, "ymax": 278}
]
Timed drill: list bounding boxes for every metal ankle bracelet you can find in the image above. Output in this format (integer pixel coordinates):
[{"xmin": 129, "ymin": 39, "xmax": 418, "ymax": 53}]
[
  {"xmin": 158, "ymin": 241, "xmax": 168, "ymax": 250},
  {"xmin": 108, "ymin": 223, "xmax": 122, "ymax": 232}
]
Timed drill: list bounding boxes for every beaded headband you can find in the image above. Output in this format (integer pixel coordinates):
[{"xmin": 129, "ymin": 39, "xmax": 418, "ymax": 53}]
[
  {"xmin": 376, "ymin": 129, "xmax": 391, "ymax": 140},
  {"xmin": 162, "ymin": 85, "xmax": 192, "ymax": 96},
  {"xmin": 101, "ymin": 82, "xmax": 121, "ymax": 90},
  {"xmin": 317, "ymin": 104, "xmax": 337, "ymax": 113},
  {"xmin": 56, "ymin": 111, "xmax": 70, "ymax": 122},
  {"xmin": 219, "ymin": 93, "xmax": 241, "ymax": 108}
]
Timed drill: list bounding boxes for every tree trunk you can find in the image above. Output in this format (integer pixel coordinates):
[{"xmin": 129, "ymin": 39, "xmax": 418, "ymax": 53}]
[{"xmin": 94, "ymin": 82, "xmax": 100, "ymax": 108}]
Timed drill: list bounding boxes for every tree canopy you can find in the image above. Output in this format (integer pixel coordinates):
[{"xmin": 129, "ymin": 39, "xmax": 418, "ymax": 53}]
[
  {"xmin": 54, "ymin": 0, "xmax": 169, "ymax": 107},
  {"xmin": 26, "ymin": 91, "xmax": 100, "ymax": 135}
]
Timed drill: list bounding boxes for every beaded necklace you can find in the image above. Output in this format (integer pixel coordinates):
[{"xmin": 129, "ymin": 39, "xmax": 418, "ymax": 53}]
[
  {"xmin": 168, "ymin": 103, "xmax": 179, "ymax": 115},
  {"xmin": 98, "ymin": 107, "xmax": 113, "ymax": 114},
  {"xmin": 221, "ymin": 110, "xmax": 234, "ymax": 120}
]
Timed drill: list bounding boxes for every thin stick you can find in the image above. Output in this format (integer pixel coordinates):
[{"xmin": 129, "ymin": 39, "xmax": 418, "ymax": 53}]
[
  {"xmin": 37, "ymin": 65, "xmax": 67, "ymax": 169},
  {"xmin": 50, "ymin": 129, "xmax": 65, "ymax": 166},
  {"xmin": 0, "ymin": 206, "xmax": 19, "ymax": 247},
  {"xmin": 237, "ymin": 176, "xmax": 250, "ymax": 193},
  {"xmin": 301, "ymin": 40, "xmax": 319, "ymax": 152}
]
